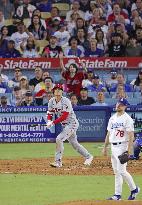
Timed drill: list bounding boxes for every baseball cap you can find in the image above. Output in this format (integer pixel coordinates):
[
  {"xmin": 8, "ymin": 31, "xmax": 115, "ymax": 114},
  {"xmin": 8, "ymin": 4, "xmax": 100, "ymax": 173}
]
[
  {"xmin": 117, "ymin": 98, "xmax": 130, "ymax": 106},
  {"xmin": 20, "ymin": 76, "xmax": 28, "ymax": 81},
  {"xmin": 25, "ymin": 90, "xmax": 33, "ymax": 96},
  {"xmin": 53, "ymin": 84, "xmax": 63, "ymax": 91},
  {"xmin": 52, "ymin": 17, "xmax": 61, "ymax": 21}
]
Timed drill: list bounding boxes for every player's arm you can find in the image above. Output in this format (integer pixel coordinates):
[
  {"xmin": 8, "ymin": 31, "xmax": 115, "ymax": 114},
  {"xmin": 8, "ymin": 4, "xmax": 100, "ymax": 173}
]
[
  {"xmin": 127, "ymin": 131, "xmax": 134, "ymax": 155},
  {"xmin": 102, "ymin": 131, "xmax": 110, "ymax": 156},
  {"xmin": 59, "ymin": 52, "xmax": 66, "ymax": 72},
  {"xmin": 53, "ymin": 111, "xmax": 69, "ymax": 125}
]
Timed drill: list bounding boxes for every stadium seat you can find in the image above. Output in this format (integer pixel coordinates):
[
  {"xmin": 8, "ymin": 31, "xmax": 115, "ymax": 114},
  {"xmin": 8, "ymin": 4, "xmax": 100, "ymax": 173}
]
[
  {"xmin": 41, "ymin": 12, "xmax": 51, "ymax": 19},
  {"xmin": 4, "ymin": 19, "xmax": 13, "ymax": 26},
  {"xmin": 52, "ymin": 3, "xmax": 70, "ymax": 16}
]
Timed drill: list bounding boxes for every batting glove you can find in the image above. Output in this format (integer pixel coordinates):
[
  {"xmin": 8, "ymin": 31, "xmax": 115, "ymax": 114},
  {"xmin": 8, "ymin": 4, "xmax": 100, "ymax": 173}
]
[{"xmin": 46, "ymin": 121, "xmax": 54, "ymax": 129}]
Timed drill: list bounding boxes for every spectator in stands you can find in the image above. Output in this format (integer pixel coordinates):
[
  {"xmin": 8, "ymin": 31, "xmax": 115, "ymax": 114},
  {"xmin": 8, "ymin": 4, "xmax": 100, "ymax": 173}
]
[
  {"xmin": 0, "ymin": 26, "xmax": 10, "ymax": 52},
  {"xmin": 19, "ymin": 75, "xmax": 30, "ymax": 96},
  {"xmin": 34, "ymin": 71, "xmax": 50, "ymax": 94},
  {"xmin": 0, "ymin": 10, "xmax": 5, "ymax": 31},
  {"xmin": 85, "ymin": 38, "xmax": 104, "ymax": 57},
  {"xmin": 112, "ymin": 85, "xmax": 128, "ymax": 99},
  {"xmin": 1, "ymin": 0, "xmax": 14, "ymax": 19},
  {"xmin": 76, "ymin": 28, "xmax": 90, "ymax": 50},
  {"xmin": 66, "ymin": 0, "xmax": 85, "ymax": 22},
  {"xmin": 0, "ymin": 69, "xmax": 9, "ymax": 84},
  {"xmin": 105, "ymin": 69, "xmax": 118, "ymax": 90},
  {"xmin": 0, "ymin": 40, "xmax": 21, "ymax": 58},
  {"xmin": 0, "ymin": 74, "xmax": 11, "ymax": 93},
  {"xmin": 109, "ymin": 73, "xmax": 133, "ymax": 92},
  {"xmin": 11, "ymin": 86, "xmax": 23, "ymax": 106},
  {"xmin": 0, "ymin": 95, "xmax": 12, "ymax": 108},
  {"xmin": 22, "ymin": 37, "xmax": 39, "ymax": 57},
  {"xmin": 131, "ymin": 70, "xmax": 142, "ymax": 88},
  {"xmin": 45, "ymin": 7, "xmax": 60, "ymax": 28},
  {"xmin": 67, "ymin": 12, "xmax": 80, "ymax": 35},
  {"xmin": 79, "ymin": 0, "xmax": 90, "ymax": 12},
  {"xmin": 95, "ymin": 29, "xmax": 107, "ymax": 52},
  {"xmin": 78, "ymin": 87, "xmax": 95, "ymax": 105},
  {"xmin": 82, "ymin": 70, "xmax": 94, "ymax": 88},
  {"xmin": 136, "ymin": 27, "xmax": 142, "ymax": 45},
  {"xmin": 29, "ymin": 67, "xmax": 43, "ymax": 90},
  {"xmin": 26, "ymin": 9, "xmax": 46, "ymax": 29},
  {"xmin": 107, "ymin": 3, "xmax": 130, "ymax": 25},
  {"xmin": 131, "ymin": 0, "xmax": 142, "ymax": 17},
  {"xmin": 125, "ymin": 36, "xmax": 142, "ymax": 56},
  {"xmin": 36, "ymin": 0, "xmax": 52, "ymax": 12},
  {"xmin": 42, "ymin": 34, "xmax": 62, "ymax": 58},
  {"xmin": 20, "ymin": 90, "xmax": 36, "ymax": 106},
  {"xmin": 114, "ymin": 23, "xmax": 128, "ymax": 45},
  {"xmin": 11, "ymin": 21, "xmax": 32, "ymax": 50},
  {"xmin": 87, "ymin": 74, "xmax": 106, "ymax": 92},
  {"xmin": 7, "ymin": 14, "xmax": 22, "ymax": 36},
  {"xmin": 35, "ymin": 76, "xmax": 53, "ymax": 105},
  {"xmin": 89, "ymin": 7, "xmax": 103, "ymax": 26},
  {"xmin": 8, "ymin": 67, "xmax": 22, "ymax": 88},
  {"xmin": 94, "ymin": 91, "xmax": 108, "ymax": 106},
  {"xmin": 107, "ymin": 33, "xmax": 126, "ymax": 57},
  {"xmin": 73, "ymin": 17, "xmax": 87, "ymax": 36},
  {"xmin": 64, "ymin": 36, "xmax": 85, "ymax": 57},
  {"xmin": 60, "ymin": 53, "xmax": 87, "ymax": 96},
  {"xmin": 47, "ymin": 17, "xmax": 62, "ymax": 38},
  {"xmin": 70, "ymin": 93, "xmax": 78, "ymax": 106},
  {"xmin": 53, "ymin": 22, "xmax": 70, "ymax": 49},
  {"xmin": 95, "ymin": 0, "xmax": 112, "ymax": 18},
  {"xmin": 28, "ymin": 15, "xmax": 47, "ymax": 40},
  {"xmin": 16, "ymin": 0, "xmax": 36, "ymax": 19},
  {"xmin": 84, "ymin": 1, "xmax": 98, "ymax": 23}
]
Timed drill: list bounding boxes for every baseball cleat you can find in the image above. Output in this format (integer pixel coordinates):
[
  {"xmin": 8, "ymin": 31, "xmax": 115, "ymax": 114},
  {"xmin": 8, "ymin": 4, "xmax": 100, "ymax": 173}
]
[
  {"xmin": 84, "ymin": 155, "xmax": 93, "ymax": 166},
  {"xmin": 128, "ymin": 186, "xmax": 140, "ymax": 200},
  {"xmin": 50, "ymin": 162, "xmax": 62, "ymax": 168},
  {"xmin": 107, "ymin": 195, "xmax": 121, "ymax": 200}
]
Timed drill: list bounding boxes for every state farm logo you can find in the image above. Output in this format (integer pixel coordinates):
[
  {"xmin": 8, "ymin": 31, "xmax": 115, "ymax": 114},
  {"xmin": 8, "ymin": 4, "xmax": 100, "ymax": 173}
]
[
  {"xmin": 79, "ymin": 59, "xmax": 128, "ymax": 68},
  {"xmin": 0, "ymin": 59, "xmax": 51, "ymax": 69}
]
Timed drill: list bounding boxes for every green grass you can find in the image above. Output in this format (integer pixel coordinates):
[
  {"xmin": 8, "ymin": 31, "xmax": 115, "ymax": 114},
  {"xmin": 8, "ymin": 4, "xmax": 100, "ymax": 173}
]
[
  {"xmin": 0, "ymin": 174, "xmax": 141, "ymax": 205},
  {"xmin": 0, "ymin": 143, "xmax": 141, "ymax": 205},
  {"xmin": 0, "ymin": 143, "xmax": 103, "ymax": 159}
]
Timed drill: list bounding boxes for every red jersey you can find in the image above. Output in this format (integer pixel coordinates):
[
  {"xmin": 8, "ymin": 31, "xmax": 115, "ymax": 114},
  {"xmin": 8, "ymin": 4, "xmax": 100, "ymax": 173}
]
[
  {"xmin": 62, "ymin": 71, "xmax": 87, "ymax": 96},
  {"xmin": 108, "ymin": 12, "xmax": 129, "ymax": 23}
]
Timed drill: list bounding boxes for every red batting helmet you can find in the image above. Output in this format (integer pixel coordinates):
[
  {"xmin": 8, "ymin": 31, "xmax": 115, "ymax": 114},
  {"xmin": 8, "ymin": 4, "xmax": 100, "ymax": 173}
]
[{"xmin": 52, "ymin": 84, "xmax": 63, "ymax": 92}]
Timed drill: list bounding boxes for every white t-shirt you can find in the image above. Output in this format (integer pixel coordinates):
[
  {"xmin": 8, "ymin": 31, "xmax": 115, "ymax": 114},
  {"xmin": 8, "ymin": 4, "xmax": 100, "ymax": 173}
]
[
  {"xmin": 11, "ymin": 32, "xmax": 30, "ymax": 50},
  {"xmin": 107, "ymin": 112, "xmax": 134, "ymax": 143},
  {"xmin": 53, "ymin": 30, "xmax": 70, "ymax": 48}
]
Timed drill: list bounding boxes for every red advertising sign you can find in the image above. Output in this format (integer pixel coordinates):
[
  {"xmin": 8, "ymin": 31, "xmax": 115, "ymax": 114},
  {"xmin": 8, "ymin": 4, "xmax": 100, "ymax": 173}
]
[{"xmin": 0, "ymin": 57, "xmax": 141, "ymax": 69}]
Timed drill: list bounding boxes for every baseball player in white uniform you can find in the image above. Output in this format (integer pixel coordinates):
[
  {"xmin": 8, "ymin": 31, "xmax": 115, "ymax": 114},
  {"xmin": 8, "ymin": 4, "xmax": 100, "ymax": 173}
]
[
  {"xmin": 103, "ymin": 98, "xmax": 140, "ymax": 200},
  {"xmin": 46, "ymin": 84, "xmax": 93, "ymax": 168}
]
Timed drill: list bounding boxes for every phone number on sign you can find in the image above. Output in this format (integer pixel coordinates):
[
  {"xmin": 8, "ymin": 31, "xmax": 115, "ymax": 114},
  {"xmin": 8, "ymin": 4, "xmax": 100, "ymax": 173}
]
[{"xmin": 0, "ymin": 133, "xmax": 44, "ymax": 138}]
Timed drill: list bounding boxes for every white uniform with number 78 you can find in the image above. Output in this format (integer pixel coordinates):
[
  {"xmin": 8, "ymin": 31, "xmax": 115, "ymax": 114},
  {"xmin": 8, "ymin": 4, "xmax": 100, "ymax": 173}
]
[{"xmin": 107, "ymin": 112, "xmax": 136, "ymax": 195}]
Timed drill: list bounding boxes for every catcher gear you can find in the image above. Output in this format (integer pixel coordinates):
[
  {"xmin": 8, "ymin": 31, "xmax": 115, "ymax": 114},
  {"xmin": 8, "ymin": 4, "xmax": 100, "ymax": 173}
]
[{"xmin": 118, "ymin": 151, "xmax": 129, "ymax": 164}]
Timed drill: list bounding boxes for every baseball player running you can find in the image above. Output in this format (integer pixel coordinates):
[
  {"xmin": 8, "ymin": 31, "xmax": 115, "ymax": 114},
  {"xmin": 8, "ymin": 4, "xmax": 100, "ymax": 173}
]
[
  {"xmin": 102, "ymin": 98, "xmax": 140, "ymax": 200},
  {"xmin": 46, "ymin": 84, "xmax": 93, "ymax": 168}
]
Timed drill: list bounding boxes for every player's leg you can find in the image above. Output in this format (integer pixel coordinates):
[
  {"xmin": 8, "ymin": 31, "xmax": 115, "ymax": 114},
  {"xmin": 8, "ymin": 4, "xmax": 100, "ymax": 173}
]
[{"xmin": 68, "ymin": 133, "xmax": 93, "ymax": 165}]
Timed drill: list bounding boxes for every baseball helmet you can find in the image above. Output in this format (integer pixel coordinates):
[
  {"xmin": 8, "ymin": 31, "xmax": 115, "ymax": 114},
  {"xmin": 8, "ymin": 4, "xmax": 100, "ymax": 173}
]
[{"xmin": 52, "ymin": 84, "xmax": 63, "ymax": 92}]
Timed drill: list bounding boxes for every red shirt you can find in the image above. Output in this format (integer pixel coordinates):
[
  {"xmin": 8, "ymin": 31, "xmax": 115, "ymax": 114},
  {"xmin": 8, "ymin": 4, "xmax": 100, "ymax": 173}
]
[
  {"xmin": 62, "ymin": 71, "xmax": 87, "ymax": 96},
  {"xmin": 108, "ymin": 11, "xmax": 128, "ymax": 23}
]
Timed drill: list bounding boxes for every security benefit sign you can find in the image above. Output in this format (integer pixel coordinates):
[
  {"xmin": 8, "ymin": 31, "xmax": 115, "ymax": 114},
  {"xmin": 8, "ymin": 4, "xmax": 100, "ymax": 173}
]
[
  {"xmin": 75, "ymin": 106, "xmax": 110, "ymax": 141},
  {"xmin": 0, "ymin": 107, "xmax": 55, "ymax": 143}
]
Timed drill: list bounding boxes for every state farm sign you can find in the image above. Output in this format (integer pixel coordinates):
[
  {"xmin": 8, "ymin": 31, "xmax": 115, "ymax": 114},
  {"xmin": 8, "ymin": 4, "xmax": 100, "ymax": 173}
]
[{"xmin": 0, "ymin": 57, "xmax": 141, "ymax": 69}]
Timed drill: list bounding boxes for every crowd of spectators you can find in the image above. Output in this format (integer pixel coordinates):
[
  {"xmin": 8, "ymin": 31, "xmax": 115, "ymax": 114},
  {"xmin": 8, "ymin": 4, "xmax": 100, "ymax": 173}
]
[{"xmin": 0, "ymin": 0, "xmax": 142, "ymax": 107}]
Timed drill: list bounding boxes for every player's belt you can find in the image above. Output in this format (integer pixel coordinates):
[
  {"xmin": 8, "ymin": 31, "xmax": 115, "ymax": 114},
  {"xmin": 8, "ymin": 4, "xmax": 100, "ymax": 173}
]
[{"xmin": 112, "ymin": 142, "xmax": 122, "ymax": 145}]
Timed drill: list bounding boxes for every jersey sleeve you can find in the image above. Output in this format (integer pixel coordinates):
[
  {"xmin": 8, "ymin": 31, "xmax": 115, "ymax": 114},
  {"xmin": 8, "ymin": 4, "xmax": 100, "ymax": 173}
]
[
  {"xmin": 125, "ymin": 118, "xmax": 134, "ymax": 132},
  {"xmin": 107, "ymin": 118, "xmax": 112, "ymax": 132}
]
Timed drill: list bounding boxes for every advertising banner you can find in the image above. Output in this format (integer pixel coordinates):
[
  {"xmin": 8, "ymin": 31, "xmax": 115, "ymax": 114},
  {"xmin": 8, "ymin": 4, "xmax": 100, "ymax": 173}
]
[{"xmin": 0, "ymin": 57, "xmax": 142, "ymax": 69}]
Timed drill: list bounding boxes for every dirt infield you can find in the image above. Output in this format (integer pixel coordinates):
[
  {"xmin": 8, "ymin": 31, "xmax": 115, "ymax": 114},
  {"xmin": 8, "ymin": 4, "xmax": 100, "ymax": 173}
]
[
  {"xmin": 0, "ymin": 156, "xmax": 141, "ymax": 175},
  {"xmin": 56, "ymin": 200, "xmax": 142, "ymax": 205}
]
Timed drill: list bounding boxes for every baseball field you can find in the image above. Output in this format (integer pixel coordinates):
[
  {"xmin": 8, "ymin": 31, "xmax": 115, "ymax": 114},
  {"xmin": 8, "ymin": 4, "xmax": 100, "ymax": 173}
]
[{"xmin": 0, "ymin": 142, "xmax": 142, "ymax": 205}]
